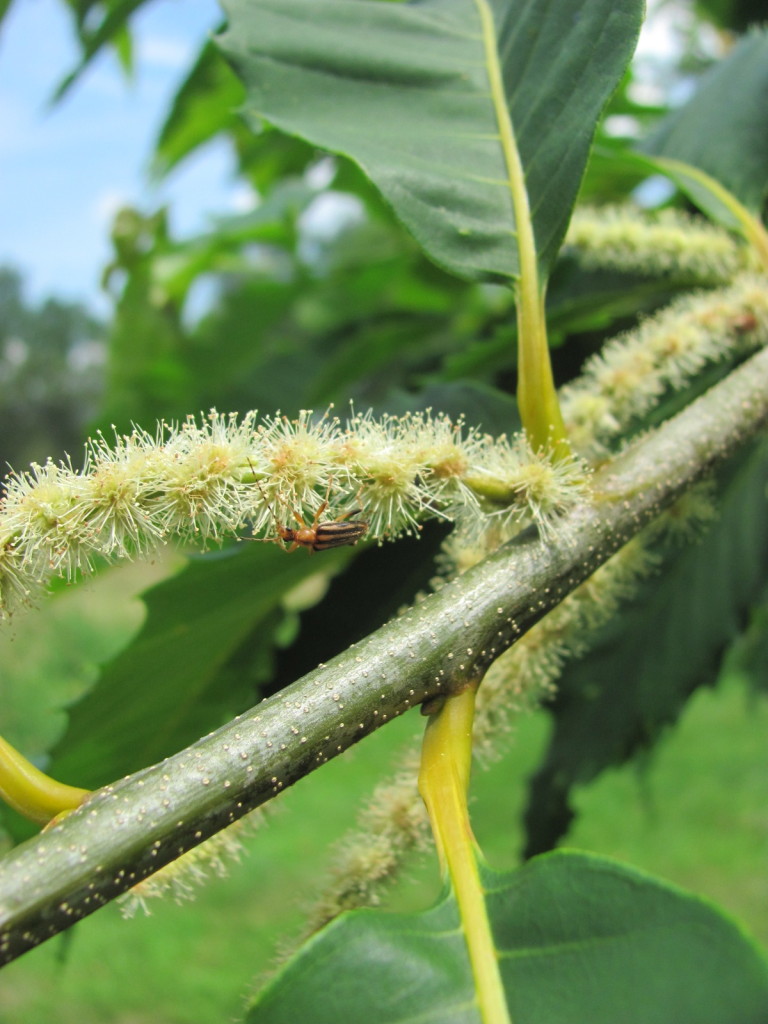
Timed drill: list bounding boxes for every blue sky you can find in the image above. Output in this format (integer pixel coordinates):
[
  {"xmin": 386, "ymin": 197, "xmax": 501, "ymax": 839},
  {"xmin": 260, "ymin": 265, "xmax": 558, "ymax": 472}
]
[
  {"xmin": 0, "ymin": 0, "xmax": 696, "ymax": 319},
  {"xmin": 0, "ymin": 0, "xmax": 248, "ymax": 315}
]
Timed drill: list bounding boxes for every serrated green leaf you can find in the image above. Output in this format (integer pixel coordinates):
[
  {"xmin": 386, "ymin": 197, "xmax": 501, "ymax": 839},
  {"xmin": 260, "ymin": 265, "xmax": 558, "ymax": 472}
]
[
  {"xmin": 218, "ymin": 0, "xmax": 644, "ymax": 283},
  {"xmin": 641, "ymin": 29, "xmax": 768, "ymax": 213},
  {"xmin": 246, "ymin": 851, "xmax": 768, "ymax": 1024},
  {"xmin": 49, "ymin": 543, "xmax": 352, "ymax": 788},
  {"xmin": 525, "ymin": 439, "xmax": 768, "ymax": 855}
]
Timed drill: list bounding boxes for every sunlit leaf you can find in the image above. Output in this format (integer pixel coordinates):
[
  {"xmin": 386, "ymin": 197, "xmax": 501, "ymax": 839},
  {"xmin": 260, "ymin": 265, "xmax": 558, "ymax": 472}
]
[
  {"xmin": 152, "ymin": 38, "xmax": 244, "ymax": 177},
  {"xmin": 52, "ymin": 0, "xmax": 149, "ymax": 102}
]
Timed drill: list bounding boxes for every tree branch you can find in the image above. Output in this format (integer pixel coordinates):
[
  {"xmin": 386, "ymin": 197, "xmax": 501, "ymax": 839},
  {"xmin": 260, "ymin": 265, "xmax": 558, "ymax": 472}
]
[{"xmin": 0, "ymin": 347, "xmax": 767, "ymax": 963}]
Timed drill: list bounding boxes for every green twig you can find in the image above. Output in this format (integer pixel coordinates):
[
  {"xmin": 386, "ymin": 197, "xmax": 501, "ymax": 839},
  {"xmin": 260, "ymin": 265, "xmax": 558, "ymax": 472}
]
[{"xmin": 0, "ymin": 346, "xmax": 766, "ymax": 963}]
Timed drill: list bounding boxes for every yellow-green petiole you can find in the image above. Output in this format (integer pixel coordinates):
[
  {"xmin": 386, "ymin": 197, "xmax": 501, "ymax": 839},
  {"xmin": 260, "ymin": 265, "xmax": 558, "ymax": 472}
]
[
  {"xmin": 419, "ymin": 683, "xmax": 512, "ymax": 1024},
  {"xmin": 0, "ymin": 733, "xmax": 90, "ymax": 826}
]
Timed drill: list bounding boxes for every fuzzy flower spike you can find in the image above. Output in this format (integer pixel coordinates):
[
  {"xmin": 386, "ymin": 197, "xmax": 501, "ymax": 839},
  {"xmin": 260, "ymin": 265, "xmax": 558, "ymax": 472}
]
[{"xmin": 0, "ymin": 408, "xmax": 589, "ymax": 620}]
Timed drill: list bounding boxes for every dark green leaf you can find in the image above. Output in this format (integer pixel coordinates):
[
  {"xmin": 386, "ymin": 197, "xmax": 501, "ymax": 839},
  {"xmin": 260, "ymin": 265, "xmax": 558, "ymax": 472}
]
[
  {"xmin": 525, "ymin": 439, "xmax": 768, "ymax": 855},
  {"xmin": 49, "ymin": 543, "xmax": 353, "ymax": 787},
  {"xmin": 218, "ymin": 0, "xmax": 644, "ymax": 282},
  {"xmin": 412, "ymin": 381, "xmax": 520, "ymax": 436},
  {"xmin": 246, "ymin": 851, "xmax": 768, "ymax": 1023},
  {"xmin": 641, "ymin": 30, "xmax": 768, "ymax": 213},
  {"xmin": 695, "ymin": 0, "xmax": 768, "ymax": 33},
  {"xmin": 723, "ymin": 587, "xmax": 768, "ymax": 696}
]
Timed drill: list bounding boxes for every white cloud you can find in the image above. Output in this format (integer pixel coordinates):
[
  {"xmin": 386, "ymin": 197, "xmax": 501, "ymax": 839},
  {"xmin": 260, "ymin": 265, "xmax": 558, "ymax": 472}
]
[
  {"xmin": 137, "ymin": 34, "xmax": 196, "ymax": 71},
  {"xmin": 91, "ymin": 187, "xmax": 137, "ymax": 229}
]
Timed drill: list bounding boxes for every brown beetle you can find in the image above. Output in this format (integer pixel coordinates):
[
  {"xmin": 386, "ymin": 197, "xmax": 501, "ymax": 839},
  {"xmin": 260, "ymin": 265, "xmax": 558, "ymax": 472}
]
[{"xmin": 256, "ymin": 480, "xmax": 368, "ymax": 553}]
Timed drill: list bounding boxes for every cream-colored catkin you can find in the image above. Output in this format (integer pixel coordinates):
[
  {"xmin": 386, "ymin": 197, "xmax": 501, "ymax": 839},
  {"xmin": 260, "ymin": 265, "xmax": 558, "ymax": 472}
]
[
  {"xmin": 0, "ymin": 414, "xmax": 585, "ymax": 911},
  {"xmin": 3, "ymin": 269, "xmax": 764, "ymax": 620},
  {"xmin": 0, "ymin": 410, "xmax": 589, "ymax": 621},
  {"xmin": 566, "ymin": 205, "xmax": 752, "ymax": 282},
  {"xmin": 301, "ymin": 754, "xmax": 429, "ymax": 937},
  {"xmin": 560, "ymin": 274, "xmax": 768, "ymax": 456}
]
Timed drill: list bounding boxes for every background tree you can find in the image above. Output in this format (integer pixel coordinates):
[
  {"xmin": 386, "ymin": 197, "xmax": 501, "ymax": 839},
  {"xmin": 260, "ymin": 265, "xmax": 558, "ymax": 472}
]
[{"xmin": 0, "ymin": 266, "xmax": 104, "ymax": 469}]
